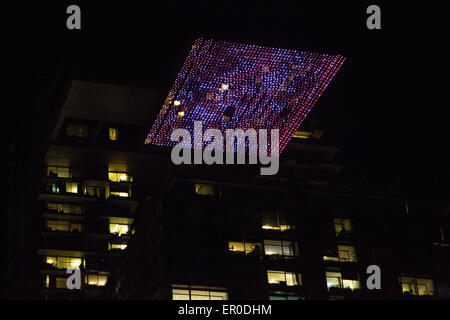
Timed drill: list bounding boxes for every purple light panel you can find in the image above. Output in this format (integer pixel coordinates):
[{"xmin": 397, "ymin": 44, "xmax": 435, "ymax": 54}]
[{"xmin": 145, "ymin": 38, "xmax": 345, "ymax": 153}]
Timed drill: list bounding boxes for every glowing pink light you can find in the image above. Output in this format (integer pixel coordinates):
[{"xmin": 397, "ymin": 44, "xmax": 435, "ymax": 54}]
[{"xmin": 145, "ymin": 38, "xmax": 345, "ymax": 153}]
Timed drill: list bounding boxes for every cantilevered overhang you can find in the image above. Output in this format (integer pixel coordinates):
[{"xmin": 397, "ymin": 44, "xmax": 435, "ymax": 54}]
[{"xmin": 52, "ymin": 80, "xmax": 162, "ymax": 142}]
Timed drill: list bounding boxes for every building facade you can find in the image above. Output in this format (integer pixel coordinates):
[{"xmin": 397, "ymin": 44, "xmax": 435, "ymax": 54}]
[
  {"xmin": 34, "ymin": 80, "xmax": 450, "ymax": 300},
  {"xmin": 110, "ymin": 172, "xmax": 450, "ymax": 300},
  {"xmin": 36, "ymin": 80, "xmax": 165, "ymax": 299}
]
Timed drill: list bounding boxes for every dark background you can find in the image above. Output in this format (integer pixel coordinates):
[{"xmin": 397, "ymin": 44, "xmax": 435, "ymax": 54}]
[{"xmin": 7, "ymin": 1, "xmax": 449, "ymax": 198}]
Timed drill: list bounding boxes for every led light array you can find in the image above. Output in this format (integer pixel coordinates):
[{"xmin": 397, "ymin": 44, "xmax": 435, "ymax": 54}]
[{"xmin": 145, "ymin": 38, "xmax": 345, "ymax": 153}]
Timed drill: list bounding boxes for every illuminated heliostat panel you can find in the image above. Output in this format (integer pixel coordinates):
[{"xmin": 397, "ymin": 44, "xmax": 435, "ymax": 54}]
[{"xmin": 145, "ymin": 38, "xmax": 345, "ymax": 153}]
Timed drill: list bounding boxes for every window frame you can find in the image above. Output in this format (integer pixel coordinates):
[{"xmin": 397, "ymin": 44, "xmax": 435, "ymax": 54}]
[
  {"xmin": 399, "ymin": 275, "xmax": 435, "ymax": 296},
  {"xmin": 109, "ymin": 127, "xmax": 118, "ymax": 141},
  {"xmin": 264, "ymin": 239, "xmax": 298, "ymax": 257},
  {"xmin": 228, "ymin": 240, "xmax": 260, "ymax": 255},
  {"xmin": 261, "ymin": 211, "xmax": 294, "ymax": 232},
  {"xmin": 195, "ymin": 184, "xmax": 214, "ymax": 196},
  {"xmin": 267, "ymin": 270, "xmax": 302, "ymax": 287},
  {"xmin": 65, "ymin": 123, "xmax": 89, "ymax": 138},
  {"xmin": 172, "ymin": 285, "xmax": 228, "ymax": 300},
  {"xmin": 46, "ymin": 219, "xmax": 83, "ymax": 233}
]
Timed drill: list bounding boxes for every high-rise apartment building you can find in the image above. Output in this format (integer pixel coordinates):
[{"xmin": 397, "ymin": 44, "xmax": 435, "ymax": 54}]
[
  {"xmin": 36, "ymin": 80, "xmax": 165, "ymax": 299},
  {"xmin": 33, "ymin": 79, "xmax": 449, "ymax": 300}
]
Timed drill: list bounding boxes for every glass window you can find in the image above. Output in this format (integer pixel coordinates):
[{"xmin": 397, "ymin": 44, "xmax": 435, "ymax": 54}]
[
  {"xmin": 264, "ymin": 239, "xmax": 298, "ymax": 257},
  {"xmin": 65, "ymin": 182, "xmax": 78, "ymax": 194},
  {"xmin": 109, "ymin": 128, "xmax": 118, "ymax": 141},
  {"xmin": 70, "ymin": 223, "xmax": 82, "ymax": 232},
  {"xmin": 326, "ymin": 271, "xmax": 360, "ymax": 291},
  {"xmin": 172, "ymin": 285, "xmax": 228, "ymax": 300},
  {"xmin": 47, "ymin": 203, "xmax": 82, "ymax": 214},
  {"xmin": 47, "ymin": 220, "xmax": 69, "ymax": 232},
  {"xmin": 47, "ymin": 202, "xmax": 57, "ymax": 211},
  {"xmin": 343, "ymin": 279, "xmax": 361, "ymax": 290},
  {"xmin": 261, "ymin": 211, "xmax": 293, "ymax": 231},
  {"xmin": 323, "ymin": 255, "xmax": 340, "ymax": 262},
  {"xmin": 228, "ymin": 241, "xmax": 259, "ymax": 254},
  {"xmin": 46, "ymin": 256, "xmax": 82, "ymax": 269},
  {"xmin": 338, "ymin": 245, "xmax": 357, "ymax": 262},
  {"xmin": 47, "ymin": 220, "xmax": 82, "ymax": 233},
  {"xmin": 400, "ymin": 276, "xmax": 434, "ymax": 296},
  {"xmin": 47, "ymin": 166, "xmax": 71, "ymax": 178},
  {"xmin": 326, "ymin": 271, "xmax": 342, "ymax": 289},
  {"xmin": 269, "ymin": 295, "xmax": 286, "ymax": 300},
  {"xmin": 66, "ymin": 124, "xmax": 88, "ymax": 138},
  {"xmin": 269, "ymin": 292, "xmax": 303, "ymax": 300},
  {"xmin": 267, "ymin": 270, "xmax": 302, "ymax": 286},
  {"xmin": 47, "ymin": 183, "xmax": 60, "ymax": 193},
  {"xmin": 56, "ymin": 277, "xmax": 67, "ymax": 289},
  {"xmin": 108, "ymin": 172, "xmax": 133, "ymax": 182},
  {"xmin": 109, "ymin": 223, "xmax": 130, "ymax": 236},
  {"xmin": 173, "ymin": 288, "xmax": 190, "ymax": 300},
  {"xmin": 108, "ymin": 243, "xmax": 127, "ymax": 250},
  {"xmin": 110, "ymin": 191, "xmax": 129, "ymax": 198},
  {"xmin": 85, "ymin": 185, "xmax": 105, "ymax": 198},
  {"xmin": 195, "ymin": 184, "xmax": 214, "ymax": 196},
  {"xmin": 293, "ymin": 130, "xmax": 313, "ymax": 139},
  {"xmin": 87, "ymin": 273, "xmax": 108, "ymax": 286},
  {"xmin": 334, "ymin": 218, "xmax": 352, "ymax": 236}
]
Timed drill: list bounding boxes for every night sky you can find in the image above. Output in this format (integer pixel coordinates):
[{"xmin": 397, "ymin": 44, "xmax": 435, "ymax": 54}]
[{"xmin": 7, "ymin": 1, "xmax": 449, "ymax": 199}]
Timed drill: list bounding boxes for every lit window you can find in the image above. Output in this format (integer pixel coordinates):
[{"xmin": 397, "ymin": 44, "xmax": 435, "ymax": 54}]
[
  {"xmin": 172, "ymin": 285, "xmax": 228, "ymax": 300},
  {"xmin": 264, "ymin": 239, "xmax": 298, "ymax": 257},
  {"xmin": 323, "ymin": 255, "xmax": 340, "ymax": 262},
  {"xmin": 47, "ymin": 166, "xmax": 71, "ymax": 178},
  {"xmin": 110, "ymin": 191, "xmax": 129, "ymax": 197},
  {"xmin": 109, "ymin": 223, "xmax": 130, "ymax": 236},
  {"xmin": 45, "ymin": 275, "xmax": 50, "ymax": 288},
  {"xmin": 87, "ymin": 273, "xmax": 108, "ymax": 286},
  {"xmin": 47, "ymin": 203, "xmax": 82, "ymax": 214},
  {"xmin": 66, "ymin": 124, "xmax": 88, "ymax": 138},
  {"xmin": 400, "ymin": 276, "xmax": 434, "ymax": 296},
  {"xmin": 343, "ymin": 279, "xmax": 361, "ymax": 290},
  {"xmin": 334, "ymin": 218, "xmax": 352, "ymax": 236},
  {"xmin": 338, "ymin": 245, "xmax": 357, "ymax": 262},
  {"xmin": 85, "ymin": 185, "xmax": 105, "ymax": 198},
  {"xmin": 326, "ymin": 271, "xmax": 360, "ymax": 291},
  {"xmin": 108, "ymin": 243, "xmax": 127, "ymax": 251},
  {"xmin": 267, "ymin": 270, "xmax": 302, "ymax": 286},
  {"xmin": 70, "ymin": 223, "xmax": 82, "ymax": 232},
  {"xmin": 173, "ymin": 100, "xmax": 181, "ymax": 106},
  {"xmin": 48, "ymin": 183, "xmax": 60, "ymax": 193},
  {"xmin": 195, "ymin": 184, "xmax": 214, "ymax": 196},
  {"xmin": 65, "ymin": 182, "xmax": 78, "ymax": 194},
  {"xmin": 109, "ymin": 191, "xmax": 130, "ymax": 198},
  {"xmin": 292, "ymin": 130, "xmax": 313, "ymax": 139},
  {"xmin": 173, "ymin": 288, "xmax": 190, "ymax": 300},
  {"xmin": 109, "ymin": 128, "xmax": 118, "ymax": 141},
  {"xmin": 323, "ymin": 247, "xmax": 340, "ymax": 262},
  {"xmin": 261, "ymin": 211, "xmax": 293, "ymax": 231},
  {"xmin": 47, "ymin": 220, "xmax": 81, "ymax": 232},
  {"xmin": 46, "ymin": 256, "xmax": 82, "ymax": 269},
  {"xmin": 47, "ymin": 220, "xmax": 69, "ymax": 232},
  {"xmin": 56, "ymin": 277, "xmax": 67, "ymax": 289},
  {"xmin": 108, "ymin": 172, "xmax": 133, "ymax": 182},
  {"xmin": 269, "ymin": 292, "xmax": 303, "ymax": 300},
  {"xmin": 228, "ymin": 241, "xmax": 259, "ymax": 254},
  {"xmin": 269, "ymin": 295, "xmax": 303, "ymax": 300},
  {"xmin": 326, "ymin": 271, "xmax": 342, "ymax": 289},
  {"xmin": 177, "ymin": 110, "xmax": 185, "ymax": 117}
]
